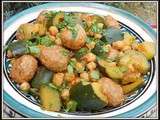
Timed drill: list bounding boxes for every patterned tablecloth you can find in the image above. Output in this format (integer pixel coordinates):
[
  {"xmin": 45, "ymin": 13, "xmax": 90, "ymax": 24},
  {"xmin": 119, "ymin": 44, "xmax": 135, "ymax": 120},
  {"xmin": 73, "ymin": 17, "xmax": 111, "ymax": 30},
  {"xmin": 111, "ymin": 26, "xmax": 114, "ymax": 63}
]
[{"xmin": 3, "ymin": 2, "xmax": 157, "ymax": 118}]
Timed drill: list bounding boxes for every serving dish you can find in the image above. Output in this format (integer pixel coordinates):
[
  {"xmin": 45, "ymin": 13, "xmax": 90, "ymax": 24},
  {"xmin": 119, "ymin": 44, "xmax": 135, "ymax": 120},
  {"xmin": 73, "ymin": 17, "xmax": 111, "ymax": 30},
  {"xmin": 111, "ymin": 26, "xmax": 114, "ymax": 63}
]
[{"xmin": 3, "ymin": 2, "xmax": 157, "ymax": 118}]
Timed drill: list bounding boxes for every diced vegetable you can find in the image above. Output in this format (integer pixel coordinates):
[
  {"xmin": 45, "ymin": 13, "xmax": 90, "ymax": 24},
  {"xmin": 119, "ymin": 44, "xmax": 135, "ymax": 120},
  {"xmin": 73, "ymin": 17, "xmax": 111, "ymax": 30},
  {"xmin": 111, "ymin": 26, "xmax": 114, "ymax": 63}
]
[
  {"xmin": 39, "ymin": 85, "xmax": 61, "ymax": 111},
  {"xmin": 102, "ymin": 27, "xmax": 124, "ymax": 44},
  {"xmin": 122, "ymin": 78, "xmax": 144, "ymax": 94},
  {"xmin": 119, "ymin": 50, "xmax": 150, "ymax": 74},
  {"xmin": 31, "ymin": 66, "xmax": 53, "ymax": 89},
  {"xmin": 70, "ymin": 82, "xmax": 106, "ymax": 111},
  {"xmin": 136, "ymin": 41, "xmax": 155, "ymax": 60}
]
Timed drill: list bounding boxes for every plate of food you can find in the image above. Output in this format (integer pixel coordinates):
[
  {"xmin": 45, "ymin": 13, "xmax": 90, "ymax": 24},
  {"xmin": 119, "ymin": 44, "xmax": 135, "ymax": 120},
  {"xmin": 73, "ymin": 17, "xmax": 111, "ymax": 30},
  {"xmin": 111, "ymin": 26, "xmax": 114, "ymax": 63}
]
[{"xmin": 3, "ymin": 2, "xmax": 157, "ymax": 118}]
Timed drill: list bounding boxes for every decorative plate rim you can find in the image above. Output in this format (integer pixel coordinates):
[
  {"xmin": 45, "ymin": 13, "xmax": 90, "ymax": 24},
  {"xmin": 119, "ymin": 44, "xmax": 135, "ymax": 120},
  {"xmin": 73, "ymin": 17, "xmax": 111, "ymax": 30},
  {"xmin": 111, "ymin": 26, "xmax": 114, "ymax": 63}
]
[{"xmin": 3, "ymin": 2, "xmax": 157, "ymax": 118}]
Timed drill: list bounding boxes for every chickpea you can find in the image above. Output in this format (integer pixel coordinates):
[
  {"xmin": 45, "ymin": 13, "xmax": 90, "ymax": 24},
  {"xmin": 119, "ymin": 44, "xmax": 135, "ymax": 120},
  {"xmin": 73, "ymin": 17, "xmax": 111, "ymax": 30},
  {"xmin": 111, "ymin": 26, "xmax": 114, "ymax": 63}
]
[
  {"xmin": 82, "ymin": 53, "xmax": 96, "ymax": 63},
  {"xmin": 112, "ymin": 41, "xmax": 125, "ymax": 50},
  {"xmin": 64, "ymin": 73, "xmax": 76, "ymax": 82},
  {"xmin": 20, "ymin": 82, "xmax": 30, "ymax": 92},
  {"xmin": 61, "ymin": 89, "xmax": 70, "ymax": 100},
  {"xmin": 94, "ymin": 33, "xmax": 102, "ymax": 39},
  {"xmin": 49, "ymin": 26, "xmax": 58, "ymax": 36},
  {"xmin": 75, "ymin": 62, "xmax": 84, "ymax": 73},
  {"xmin": 87, "ymin": 62, "xmax": 96, "ymax": 71},
  {"xmin": 80, "ymin": 72, "xmax": 89, "ymax": 80},
  {"xmin": 52, "ymin": 73, "xmax": 64, "ymax": 86}
]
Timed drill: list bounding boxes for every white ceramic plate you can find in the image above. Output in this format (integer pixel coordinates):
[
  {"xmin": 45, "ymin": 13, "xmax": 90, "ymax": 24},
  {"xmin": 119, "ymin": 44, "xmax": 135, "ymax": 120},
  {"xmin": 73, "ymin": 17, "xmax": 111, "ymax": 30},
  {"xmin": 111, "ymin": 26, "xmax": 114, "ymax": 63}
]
[{"xmin": 3, "ymin": 3, "xmax": 157, "ymax": 118}]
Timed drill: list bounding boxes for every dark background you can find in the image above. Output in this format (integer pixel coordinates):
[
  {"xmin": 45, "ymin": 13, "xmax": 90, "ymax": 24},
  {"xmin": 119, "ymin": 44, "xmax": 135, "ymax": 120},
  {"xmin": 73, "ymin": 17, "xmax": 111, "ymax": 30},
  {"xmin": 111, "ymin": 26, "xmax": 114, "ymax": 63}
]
[{"xmin": 3, "ymin": 2, "xmax": 157, "ymax": 25}]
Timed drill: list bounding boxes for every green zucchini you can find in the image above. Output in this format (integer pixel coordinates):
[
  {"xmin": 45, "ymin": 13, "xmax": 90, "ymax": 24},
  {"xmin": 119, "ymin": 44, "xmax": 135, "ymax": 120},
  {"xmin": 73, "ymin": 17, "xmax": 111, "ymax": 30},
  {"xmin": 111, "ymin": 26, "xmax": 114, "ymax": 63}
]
[
  {"xmin": 91, "ymin": 82, "xmax": 108, "ymax": 104},
  {"xmin": 75, "ymin": 48, "xmax": 88, "ymax": 59},
  {"xmin": 39, "ymin": 84, "xmax": 61, "ymax": 111},
  {"xmin": 70, "ymin": 82, "xmax": 106, "ymax": 111},
  {"xmin": 122, "ymin": 78, "xmax": 144, "ymax": 94},
  {"xmin": 7, "ymin": 40, "xmax": 29, "ymax": 57},
  {"xmin": 105, "ymin": 66, "xmax": 123, "ymax": 80},
  {"xmin": 31, "ymin": 66, "xmax": 53, "ymax": 89},
  {"xmin": 102, "ymin": 27, "xmax": 124, "ymax": 44},
  {"xmin": 119, "ymin": 50, "xmax": 150, "ymax": 74}
]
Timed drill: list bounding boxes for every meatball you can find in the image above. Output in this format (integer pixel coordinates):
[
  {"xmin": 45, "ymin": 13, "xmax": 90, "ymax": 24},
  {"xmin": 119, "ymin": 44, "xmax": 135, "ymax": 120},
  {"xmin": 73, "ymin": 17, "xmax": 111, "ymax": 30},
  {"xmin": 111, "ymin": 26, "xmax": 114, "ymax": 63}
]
[
  {"xmin": 39, "ymin": 45, "xmax": 69, "ymax": 72},
  {"xmin": 104, "ymin": 15, "xmax": 120, "ymax": 28},
  {"xmin": 99, "ymin": 77, "xmax": 124, "ymax": 107},
  {"xmin": 10, "ymin": 55, "xmax": 38, "ymax": 83},
  {"xmin": 60, "ymin": 24, "xmax": 86, "ymax": 50}
]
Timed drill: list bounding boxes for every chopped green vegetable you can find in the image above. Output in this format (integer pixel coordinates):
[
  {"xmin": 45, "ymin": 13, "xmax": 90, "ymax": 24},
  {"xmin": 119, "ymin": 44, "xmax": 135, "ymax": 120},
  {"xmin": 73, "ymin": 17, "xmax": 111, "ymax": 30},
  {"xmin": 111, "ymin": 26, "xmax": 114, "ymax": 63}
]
[
  {"xmin": 75, "ymin": 48, "xmax": 88, "ymax": 59},
  {"xmin": 91, "ymin": 23, "xmax": 103, "ymax": 33},
  {"xmin": 90, "ymin": 70, "xmax": 100, "ymax": 80},
  {"xmin": 67, "ymin": 64, "xmax": 74, "ymax": 73},
  {"xmin": 86, "ymin": 36, "xmax": 97, "ymax": 44},
  {"xmin": 61, "ymin": 48, "xmax": 70, "ymax": 56},
  {"xmin": 91, "ymin": 41, "xmax": 108, "ymax": 59},
  {"xmin": 28, "ymin": 46, "xmax": 40, "ymax": 57},
  {"xmin": 36, "ymin": 36, "xmax": 54, "ymax": 47}
]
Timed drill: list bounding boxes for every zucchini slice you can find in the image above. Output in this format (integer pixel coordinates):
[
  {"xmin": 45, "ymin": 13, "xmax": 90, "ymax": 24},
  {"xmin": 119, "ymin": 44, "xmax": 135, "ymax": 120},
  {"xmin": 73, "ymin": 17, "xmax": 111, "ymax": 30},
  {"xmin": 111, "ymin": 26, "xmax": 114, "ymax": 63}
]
[
  {"xmin": 31, "ymin": 66, "xmax": 53, "ymax": 89},
  {"xmin": 122, "ymin": 78, "xmax": 144, "ymax": 94},
  {"xmin": 70, "ymin": 82, "xmax": 106, "ymax": 111},
  {"xmin": 91, "ymin": 82, "xmax": 108, "ymax": 104},
  {"xmin": 39, "ymin": 85, "xmax": 61, "ymax": 111}
]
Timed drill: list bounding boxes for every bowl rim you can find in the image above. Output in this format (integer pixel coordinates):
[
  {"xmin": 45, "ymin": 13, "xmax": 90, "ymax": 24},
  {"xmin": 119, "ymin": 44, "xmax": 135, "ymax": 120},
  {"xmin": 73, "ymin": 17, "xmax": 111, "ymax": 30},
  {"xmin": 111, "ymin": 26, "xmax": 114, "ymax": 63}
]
[{"xmin": 3, "ymin": 2, "xmax": 157, "ymax": 118}]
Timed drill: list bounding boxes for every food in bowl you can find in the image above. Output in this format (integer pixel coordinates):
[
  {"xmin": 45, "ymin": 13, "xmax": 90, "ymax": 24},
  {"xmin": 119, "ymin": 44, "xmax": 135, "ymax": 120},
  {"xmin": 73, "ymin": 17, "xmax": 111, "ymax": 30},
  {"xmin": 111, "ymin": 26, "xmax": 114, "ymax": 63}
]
[{"xmin": 5, "ymin": 10, "xmax": 155, "ymax": 112}]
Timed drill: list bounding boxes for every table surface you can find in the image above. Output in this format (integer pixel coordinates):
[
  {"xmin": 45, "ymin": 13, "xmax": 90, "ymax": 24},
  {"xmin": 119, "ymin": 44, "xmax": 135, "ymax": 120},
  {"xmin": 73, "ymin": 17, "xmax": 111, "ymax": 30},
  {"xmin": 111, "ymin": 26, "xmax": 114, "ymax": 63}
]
[{"xmin": 2, "ymin": 2, "xmax": 157, "ymax": 118}]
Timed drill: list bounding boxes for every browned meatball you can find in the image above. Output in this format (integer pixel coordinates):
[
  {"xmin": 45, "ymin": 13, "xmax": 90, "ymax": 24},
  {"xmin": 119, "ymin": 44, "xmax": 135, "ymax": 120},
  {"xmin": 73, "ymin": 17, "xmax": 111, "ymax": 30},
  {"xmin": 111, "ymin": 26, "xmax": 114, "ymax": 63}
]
[
  {"xmin": 99, "ymin": 77, "xmax": 124, "ymax": 107},
  {"xmin": 39, "ymin": 45, "xmax": 69, "ymax": 72},
  {"xmin": 10, "ymin": 55, "xmax": 38, "ymax": 83},
  {"xmin": 104, "ymin": 15, "xmax": 120, "ymax": 28},
  {"xmin": 60, "ymin": 24, "xmax": 86, "ymax": 50}
]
